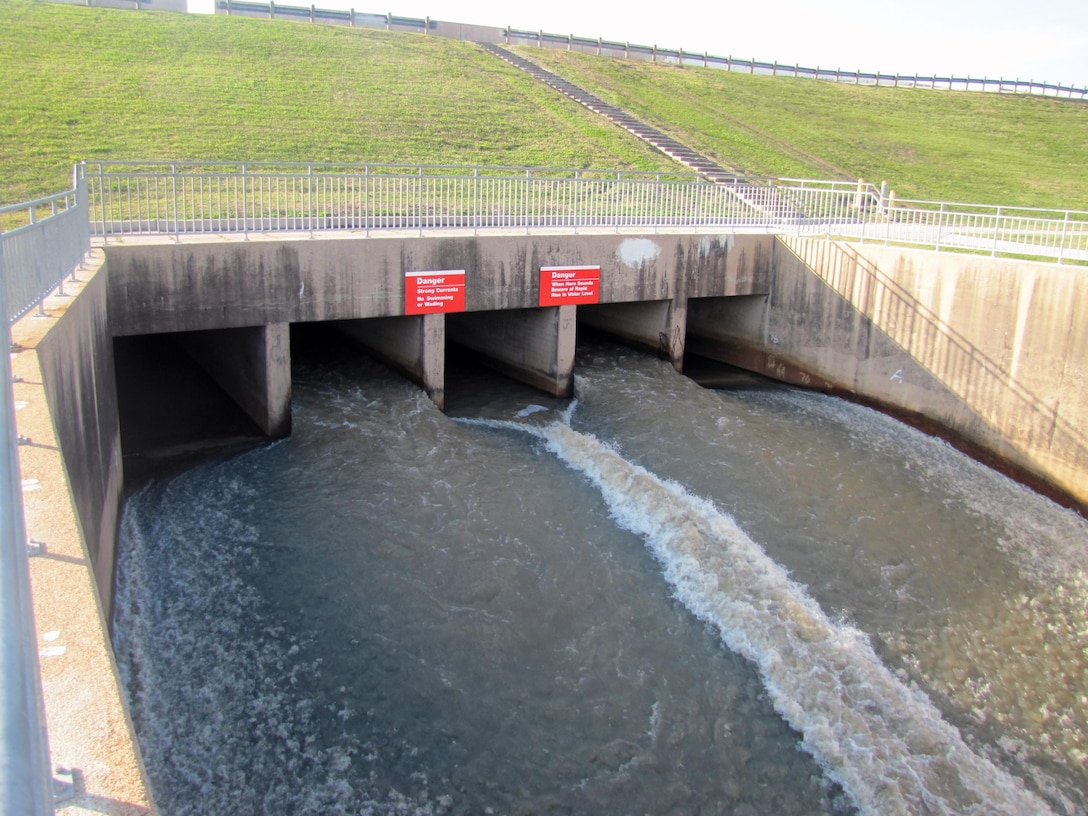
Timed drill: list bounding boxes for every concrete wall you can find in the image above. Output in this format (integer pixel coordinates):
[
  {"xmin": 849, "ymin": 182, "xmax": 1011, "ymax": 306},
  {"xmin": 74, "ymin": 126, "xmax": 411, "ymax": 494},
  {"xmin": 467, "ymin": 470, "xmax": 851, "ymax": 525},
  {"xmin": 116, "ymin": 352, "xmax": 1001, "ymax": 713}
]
[
  {"xmin": 104, "ymin": 233, "xmax": 769, "ymax": 336},
  {"xmin": 105, "ymin": 231, "xmax": 1088, "ymax": 510},
  {"xmin": 13, "ymin": 252, "xmax": 155, "ymax": 816},
  {"xmin": 105, "ymin": 232, "xmax": 767, "ymax": 415},
  {"xmin": 688, "ymin": 237, "xmax": 1088, "ymax": 512},
  {"xmin": 34, "ymin": 255, "xmax": 124, "ymax": 613}
]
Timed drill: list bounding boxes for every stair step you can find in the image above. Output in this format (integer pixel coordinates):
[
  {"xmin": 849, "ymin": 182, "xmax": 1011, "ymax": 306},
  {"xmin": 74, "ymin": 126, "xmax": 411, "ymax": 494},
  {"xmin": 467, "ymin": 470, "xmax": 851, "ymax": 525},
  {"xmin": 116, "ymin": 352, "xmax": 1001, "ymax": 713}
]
[{"xmin": 484, "ymin": 43, "xmax": 740, "ymax": 183}]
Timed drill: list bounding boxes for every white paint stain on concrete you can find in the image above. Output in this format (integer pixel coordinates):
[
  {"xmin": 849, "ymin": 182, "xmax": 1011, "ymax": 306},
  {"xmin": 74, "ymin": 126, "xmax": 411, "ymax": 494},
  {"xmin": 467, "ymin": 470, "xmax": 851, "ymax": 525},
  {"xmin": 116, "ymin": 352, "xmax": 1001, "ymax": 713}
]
[{"xmin": 616, "ymin": 238, "xmax": 661, "ymax": 268}]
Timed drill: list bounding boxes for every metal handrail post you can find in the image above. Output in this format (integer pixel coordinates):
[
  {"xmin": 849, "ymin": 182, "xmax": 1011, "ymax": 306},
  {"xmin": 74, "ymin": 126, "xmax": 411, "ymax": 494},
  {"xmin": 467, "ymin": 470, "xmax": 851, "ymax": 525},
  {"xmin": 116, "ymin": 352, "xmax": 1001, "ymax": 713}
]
[
  {"xmin": 364, "ymin": 165, "xmax": 370, "ymax": 237},
  {"xmin": 1058, "ymin": 212, "xmax": 1069, "ymax": 265},
  {"xmin": 75, "ymin": 165, "xmax": 89, "ymax": 280},
  {"xmin": 171, "ymin": 164, "xmax": 180, "ymax": 243},
  {"xmin": 241, "ymin": 164, "xmax": 249, "ymax": 240}
]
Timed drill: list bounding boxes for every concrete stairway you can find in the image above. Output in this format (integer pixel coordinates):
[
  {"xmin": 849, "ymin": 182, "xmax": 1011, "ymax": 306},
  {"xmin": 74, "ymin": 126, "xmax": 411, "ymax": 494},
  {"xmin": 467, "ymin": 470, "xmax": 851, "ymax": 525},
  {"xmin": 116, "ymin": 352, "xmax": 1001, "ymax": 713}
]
[{"xmin": 483, "ymin": 44, "xmax": 739, "ymax": 183}]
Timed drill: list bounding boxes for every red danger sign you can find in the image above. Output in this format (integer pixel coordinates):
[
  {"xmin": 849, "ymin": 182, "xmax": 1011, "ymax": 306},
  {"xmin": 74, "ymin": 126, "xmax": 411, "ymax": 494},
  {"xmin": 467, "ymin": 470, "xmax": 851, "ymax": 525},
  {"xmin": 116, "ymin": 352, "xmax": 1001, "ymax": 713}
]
[
  {"xmin": 539, "ymin": 265, "xmax": 600, "ymax": 307},
  {"xmin": 405, "ymin": 270, "xmax": 466, "ymax": 315}
]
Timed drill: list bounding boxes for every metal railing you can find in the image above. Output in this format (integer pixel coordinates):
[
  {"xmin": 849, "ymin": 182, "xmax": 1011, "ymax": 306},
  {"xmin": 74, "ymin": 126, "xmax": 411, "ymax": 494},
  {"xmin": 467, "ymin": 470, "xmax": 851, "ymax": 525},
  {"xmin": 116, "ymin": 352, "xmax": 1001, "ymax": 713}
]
[
  {"xmin": 86, "ymin": 161, "xmax": 775, "ymax": 236},
  {"xmin": 778, "ymin": 179, "xmax": 1088, "ymax": 263},
  {"xmin": 0, "ymin": 246, "xmax": 56, "ymax": 816},
  {"xmin": 210, "ymin": 1, "xmax": 1088, "ymax": 101},
  {"xmin": 0, "ymin": 331, "xmax": 54, "ymax": 816},
  {"xmin": 85, "ymin": 162, "xmax": 1088, "ymax": 264},
  {"xmin": 1, "ymin": 167, "xmax": 90, "ymax": 324},
  {"xmin": 0, "ymin": 166, "xmax": 92, "ymax": 816}
]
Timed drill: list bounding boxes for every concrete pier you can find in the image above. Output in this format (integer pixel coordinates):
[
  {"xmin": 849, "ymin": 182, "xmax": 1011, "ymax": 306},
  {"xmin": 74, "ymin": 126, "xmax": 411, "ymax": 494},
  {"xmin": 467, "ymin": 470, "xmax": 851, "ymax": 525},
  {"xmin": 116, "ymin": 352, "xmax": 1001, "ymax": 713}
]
[
  {"xmin": 176, "ymin": 323, "xmax": 292, "ymax": 438},
  {"xmin": 330, "ymin": 314, "xmax": 446, "ymax": 408},
  {"xmin": 579, "ymin": 299, "xmax": 684, "ymax": 369},
  {"xmin": 447, "ymin": 306, "xmax": 576, "ymax": 397}
]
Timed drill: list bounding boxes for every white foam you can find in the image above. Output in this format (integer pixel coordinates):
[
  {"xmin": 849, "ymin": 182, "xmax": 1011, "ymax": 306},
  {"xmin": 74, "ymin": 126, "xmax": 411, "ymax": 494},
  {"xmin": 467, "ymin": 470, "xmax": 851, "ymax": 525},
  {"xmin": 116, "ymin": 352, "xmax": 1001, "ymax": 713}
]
[{"xmin": 537, "ymin": 421, "xmax": 1050, "ymax": 816}]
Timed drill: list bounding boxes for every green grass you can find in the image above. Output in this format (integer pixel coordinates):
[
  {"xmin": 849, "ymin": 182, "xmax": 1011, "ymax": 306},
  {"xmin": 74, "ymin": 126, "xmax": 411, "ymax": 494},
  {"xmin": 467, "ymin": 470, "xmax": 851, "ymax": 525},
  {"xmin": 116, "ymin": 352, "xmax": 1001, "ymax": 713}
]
[
  {"xmin": 3, "ymin": 0, "xmax": 1087, "ymax": 213},
  {"xmin": 0, "ymin": 0, "xmax": 676, "ymax": 203},
  {"xmin": 521, "ymin": 50, "xmax": 1088, "ymax": 210}
]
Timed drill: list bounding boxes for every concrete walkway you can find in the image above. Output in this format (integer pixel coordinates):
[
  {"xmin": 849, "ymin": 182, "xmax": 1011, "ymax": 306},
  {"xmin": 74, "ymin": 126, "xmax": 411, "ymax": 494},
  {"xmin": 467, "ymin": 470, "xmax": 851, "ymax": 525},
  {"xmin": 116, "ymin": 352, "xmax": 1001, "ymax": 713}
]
[{"xmin": 12, "ymin": 250, "xmax": 155, "ymax": 815}]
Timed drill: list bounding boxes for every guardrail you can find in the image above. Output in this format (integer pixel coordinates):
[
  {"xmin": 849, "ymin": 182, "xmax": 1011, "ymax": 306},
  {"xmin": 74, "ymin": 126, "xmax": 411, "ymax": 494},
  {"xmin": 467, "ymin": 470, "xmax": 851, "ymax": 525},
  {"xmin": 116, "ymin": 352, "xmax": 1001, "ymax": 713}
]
[
  {"xmin": 85, "ymin": 162, "xmax": 1088, "ymax": 264},
  {"xmin": 0, "ymin": 326, "xmax": 54, "ymax": 816},
  {"xmin": 0, "ymin": 165, "xmax": 92, "ymax": 816},
  {"xmin": 779, "ymin": 179, "xmax": 1088, "ymax": 264},
  {"xmin": 1, "ymin": 167, "xmax": 90, "ymax": 324},
  {"xmin": 212, "ymin": 1, "xmax": 1088, "ymax": 101}
]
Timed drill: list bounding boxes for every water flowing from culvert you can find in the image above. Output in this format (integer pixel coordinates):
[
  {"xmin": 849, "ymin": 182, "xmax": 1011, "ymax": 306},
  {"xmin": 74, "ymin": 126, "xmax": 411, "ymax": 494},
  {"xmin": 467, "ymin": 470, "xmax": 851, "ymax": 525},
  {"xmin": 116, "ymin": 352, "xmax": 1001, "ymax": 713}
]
[{"xmin": 112, "ymin": 338, "xmax": 1088, "ymax": 815}]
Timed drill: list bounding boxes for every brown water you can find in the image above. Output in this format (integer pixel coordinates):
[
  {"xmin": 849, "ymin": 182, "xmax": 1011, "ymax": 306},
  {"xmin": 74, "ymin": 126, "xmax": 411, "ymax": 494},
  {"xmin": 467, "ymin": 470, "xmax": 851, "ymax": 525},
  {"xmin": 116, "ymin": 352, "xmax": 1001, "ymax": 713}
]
[{"xmin": 112, "ymin": 336, "xmax": 1088, "ymax": 815}]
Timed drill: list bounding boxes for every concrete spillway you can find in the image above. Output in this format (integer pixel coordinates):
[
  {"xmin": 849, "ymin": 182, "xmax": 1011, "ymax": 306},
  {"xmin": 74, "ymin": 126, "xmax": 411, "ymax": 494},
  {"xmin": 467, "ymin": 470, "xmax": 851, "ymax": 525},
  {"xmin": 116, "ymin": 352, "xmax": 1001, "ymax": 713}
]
[{"xmin": 17, "ymin": 229, "xmax": 1088, "ymax": 812}]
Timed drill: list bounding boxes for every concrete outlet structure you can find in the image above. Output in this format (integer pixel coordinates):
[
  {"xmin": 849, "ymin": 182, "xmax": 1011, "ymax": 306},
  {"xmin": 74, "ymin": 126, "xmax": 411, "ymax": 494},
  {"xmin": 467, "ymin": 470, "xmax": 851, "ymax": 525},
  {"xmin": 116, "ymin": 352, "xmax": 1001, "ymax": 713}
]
[
  {"xmin": 22, "ymin": 229, "xmax": 1088, "ymax": 814},
  {"xmin": 30, "ymin": 230, "xmax": 1088, "ymax": 619}
]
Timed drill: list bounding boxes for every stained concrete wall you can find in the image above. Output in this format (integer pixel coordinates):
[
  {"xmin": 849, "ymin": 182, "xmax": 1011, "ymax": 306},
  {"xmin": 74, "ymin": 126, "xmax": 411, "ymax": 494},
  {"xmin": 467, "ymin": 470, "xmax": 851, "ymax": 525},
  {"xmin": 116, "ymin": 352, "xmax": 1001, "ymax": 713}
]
[
  {"xmin": 105, "ymin": 232, "xmax": 767, "ymax": 413},
  {"xmin": 105, "ymin": 230, "xmax": 1088, "ymax": 509},
  {"xmin": 688, "ymin": 237, "xmax": 1088, "ymax": 512},
  {"xmin": 13, "ymin": 252, "xmax": 155, "ymax": 816},
  {"xmin": 104, "ymin": 233, "xmax": 769, "ymax": 336},
  {"xmin": 33, "ymin": 254, "xmax": 124, "ymax": 613}
]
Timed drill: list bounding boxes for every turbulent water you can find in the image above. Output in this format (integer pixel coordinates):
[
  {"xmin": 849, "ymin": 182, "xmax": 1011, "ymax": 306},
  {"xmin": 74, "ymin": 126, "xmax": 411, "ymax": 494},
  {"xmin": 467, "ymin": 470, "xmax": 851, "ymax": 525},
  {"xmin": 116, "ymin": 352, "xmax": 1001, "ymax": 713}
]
[{"xmin": 112, "ymin": 337, "xmax": 1088, "ymax": 815}]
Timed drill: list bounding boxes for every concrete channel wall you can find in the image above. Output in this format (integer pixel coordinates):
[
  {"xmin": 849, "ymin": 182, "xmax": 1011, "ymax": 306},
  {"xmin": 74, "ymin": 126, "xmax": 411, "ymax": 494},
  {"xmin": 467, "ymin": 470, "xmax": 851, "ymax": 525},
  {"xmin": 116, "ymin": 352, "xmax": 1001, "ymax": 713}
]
[
  {"xmin": 34, "ymin": 255, "xmax": 125, "ymax": 616},
  {"xmin": 688, "ymin": 236, "xmax": 1088, "ymax": 513}
]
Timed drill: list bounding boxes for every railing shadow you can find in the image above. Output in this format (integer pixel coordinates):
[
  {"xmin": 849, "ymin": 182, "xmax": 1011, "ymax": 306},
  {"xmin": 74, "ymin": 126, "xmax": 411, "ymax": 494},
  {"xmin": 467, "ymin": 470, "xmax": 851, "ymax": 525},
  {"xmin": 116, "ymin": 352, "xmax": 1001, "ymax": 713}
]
[
  {"xmin": 55, "ymin": 767, "xmax": 152, "ymax": 814},
  {"xmin": 781, "ymin": 237, "xmax": 1088, "ymax": 502}
]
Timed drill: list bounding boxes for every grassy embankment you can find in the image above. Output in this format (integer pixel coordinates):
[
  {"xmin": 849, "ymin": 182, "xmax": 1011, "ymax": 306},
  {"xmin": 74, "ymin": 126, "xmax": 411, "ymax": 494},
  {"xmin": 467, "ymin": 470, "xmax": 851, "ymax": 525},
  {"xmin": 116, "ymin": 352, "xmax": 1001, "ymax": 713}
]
[
  {"xmin": 0, "ymin": 0, "xmax": 676, "ymax": 203},
  {"xmin": 2, "ymin": 0, "xmax": 1087, "ymax": 212},
  {"xmin": 523, "ymin": 49, "xmax": 1088, "ymax": 210}
]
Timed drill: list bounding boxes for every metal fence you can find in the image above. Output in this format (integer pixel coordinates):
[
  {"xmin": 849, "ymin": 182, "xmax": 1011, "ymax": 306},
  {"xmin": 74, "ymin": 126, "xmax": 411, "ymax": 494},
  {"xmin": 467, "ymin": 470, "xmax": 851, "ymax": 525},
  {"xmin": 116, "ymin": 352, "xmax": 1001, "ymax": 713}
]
[
  {"xmin": 85, "ymin": 162, "xmax": 1088, "ymax": 264},
  {"xmin": 0, "ymin": 298, "xmax": 54, "ymax": 816},
  {"xmin": 778, "ymin": 179, "xmax": 1088, "ymax": 264},
  {"xmin": 86, "ymin": 161, "xmax": 779, "ymax": 236}
]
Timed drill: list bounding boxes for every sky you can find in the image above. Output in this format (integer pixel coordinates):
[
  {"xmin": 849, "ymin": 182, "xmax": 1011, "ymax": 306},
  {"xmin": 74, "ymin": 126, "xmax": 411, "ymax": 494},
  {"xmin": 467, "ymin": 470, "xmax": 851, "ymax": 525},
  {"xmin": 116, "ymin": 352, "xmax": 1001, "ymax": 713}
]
[{"xmin": 189, "ymin": 0, "xmax": 1088, "ymax": 89}]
